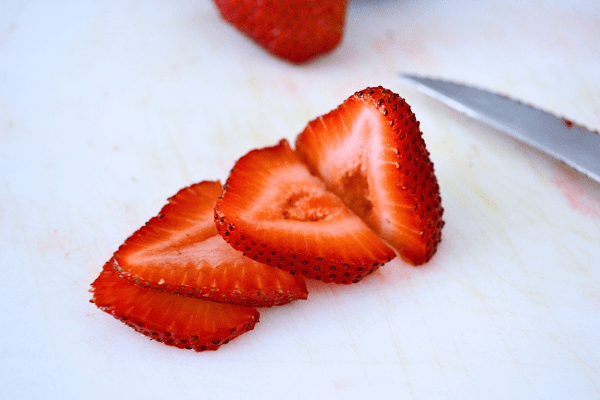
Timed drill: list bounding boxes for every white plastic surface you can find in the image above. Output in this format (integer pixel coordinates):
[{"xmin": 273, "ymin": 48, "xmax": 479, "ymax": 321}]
[{"xmin": 1, "ymin": 1, "xmax": 599, "ymax": 399}]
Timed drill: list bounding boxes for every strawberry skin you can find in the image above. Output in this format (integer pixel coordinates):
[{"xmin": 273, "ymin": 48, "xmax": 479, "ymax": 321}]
[
  {"xmin": 91, "ymin": 260, "xmax": 260, "ymax": 352},
  {"xmin": 296, "ymin": 87, "xmax": 444, "ymax": 265},
  {"xmin": 113, "ymin": 181, "xmax": 307, "ymax": 307},
  {"xmin": 213, "ymin": 0, "xmax": 347, "ymax": 63},
  {"xmin": 214, "ymin": 139, "xmax": 396, "ymax": 284}
]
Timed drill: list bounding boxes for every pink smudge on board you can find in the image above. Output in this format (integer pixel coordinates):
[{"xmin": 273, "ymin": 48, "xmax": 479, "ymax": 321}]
[
  {"xmin": 551, "ymin": 167, "xmax": 600, "ymax": 218},
  {"xmin": 371, "ymin": 30, "xmax": 436, "ymax": 66}
]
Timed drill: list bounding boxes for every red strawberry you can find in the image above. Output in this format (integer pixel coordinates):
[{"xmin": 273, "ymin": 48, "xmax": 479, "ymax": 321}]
[
  {"xmin": 91, "ymin": 260, "xmax": 259, "ymax": 351},
  {"xmin": 113, "ymin": 181, "xmax": 307, "ymax": 307},
  {"xmin": 295, "ymin": 87, "xmax": 444, "ymax": 265},
  {"xmin": 213, "ymin": 0, "xmax": 347, "ymax": 64},
  {"xmin": 214, "ymin": 139, "xmax": 397, "ymax": 284}
]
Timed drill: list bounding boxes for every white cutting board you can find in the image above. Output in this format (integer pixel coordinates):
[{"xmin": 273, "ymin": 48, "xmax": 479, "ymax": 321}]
[{"xmin": 1, "ymin": 0, "xmax": 599, "ymax": 399}]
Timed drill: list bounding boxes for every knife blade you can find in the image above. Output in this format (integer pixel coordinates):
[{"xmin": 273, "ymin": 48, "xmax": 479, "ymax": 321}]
[{"xmin": 400, "ymin": 74, "xmax": 600, "ymax": 183}]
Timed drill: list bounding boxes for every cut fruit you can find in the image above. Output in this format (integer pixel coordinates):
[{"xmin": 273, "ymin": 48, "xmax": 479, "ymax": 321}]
[
  {"xmin": 91, "ymin": 261, "xmax": 260, "ymax": 352},
  {"xmin": 296, "ymin": 87, "xmax": 444, "ymax": 265},
  {"xmin": 214, "ymin": 139, "xmax": 397, "ymax": 284},
  {"xmin": 113, "ymin": 181, "xmax": 308, "ymax": 307}
]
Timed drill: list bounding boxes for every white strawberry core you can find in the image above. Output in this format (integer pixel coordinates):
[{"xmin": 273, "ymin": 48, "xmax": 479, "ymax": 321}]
[{"xmin": 307, "ymin": 106, "xmax": 402, "ymax": 238}]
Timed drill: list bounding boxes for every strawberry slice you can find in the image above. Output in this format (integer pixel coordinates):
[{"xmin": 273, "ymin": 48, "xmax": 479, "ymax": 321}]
[
  {"xmin": 213, "ymin": 0, "xmax": 347, "ymax": 64},
  {"xmin": 214, "ymin": 139, "xmax": 397, "ymax": 284},
  {"xmin": 113, "ymin": 181, "xmax": 307, "ymax": 307},
  {"xmin": 91, "ymin": 261, "xmax": 259, "ymax": 351},
  {"xmin": 295, "ymin": 87, "xmax": 444, "ymax": 265}
]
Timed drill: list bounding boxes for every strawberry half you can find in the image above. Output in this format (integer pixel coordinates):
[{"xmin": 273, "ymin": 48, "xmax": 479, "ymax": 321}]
[
  {"xmin": 113, "ymin": 181, "xmax": 307, "ymax": 307},
  {"xmin": 296, "ymin": 87, "xmax": 444, "ymax": 265},
  {"xmin": 214, "ymin": 139, "xmax": 397, "ymax": 284},
  {"xmin": 213, "ymin": 0, "xmax": 347, "ymax": 64},
  {"xmin": 91, "ymin": 261, "xmax": 259, "ymax": 351}
]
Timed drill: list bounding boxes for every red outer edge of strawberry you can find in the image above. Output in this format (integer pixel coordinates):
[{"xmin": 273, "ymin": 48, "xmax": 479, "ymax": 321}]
[
  {"xmin": 108, "ymin": 257, "xmax": 307, "ymax": 307},
  {"xmin": 214, "ymin": 212, "xmax": 394, "ymax": 284},
  {"xmin": 355, "ymin": 87, "xmax": 444, "ymax": 264},
  {"xmin": 91, "ymin": 259, "xmax": 260, "ymax": 352}
]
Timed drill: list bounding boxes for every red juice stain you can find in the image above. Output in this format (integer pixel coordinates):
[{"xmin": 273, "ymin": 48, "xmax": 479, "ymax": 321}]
[
  {"xmin": 563, "ymin": 118, "xmax": 574, "ymax": 128},
  {"xmin": 551, "ymin": 167, "xmax": 600, "ymax": 219}
]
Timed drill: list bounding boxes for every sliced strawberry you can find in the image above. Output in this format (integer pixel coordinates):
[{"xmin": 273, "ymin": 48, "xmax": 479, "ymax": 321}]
[
  {"xmin": 113, "ymin": 181, "xmax": 307, "ymax": 307},
  {"xmin": 214, "ymin": 139, "xmax": 396, "ymax": 284},
  {"xmin": 295, "ymin": 87, "xmax": 444, "ymax": 265},
  {"xmin": 91, "ymin": 261, "xmax": 259, "ymax": 351},
  {"xmin": 213, "ymin": 0, "xmax": 347, "ymax": 64}
]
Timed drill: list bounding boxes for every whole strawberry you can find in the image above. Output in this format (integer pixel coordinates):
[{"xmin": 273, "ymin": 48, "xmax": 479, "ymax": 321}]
[{"xmin": 213, "ymin": 0, "xmax": 348, "ymax": 63}]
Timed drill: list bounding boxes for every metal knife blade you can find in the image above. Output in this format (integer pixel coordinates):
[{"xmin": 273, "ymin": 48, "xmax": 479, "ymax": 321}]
[{"xmin": 400, "ymin": 74, "xmax": 600, "ymax": 183}]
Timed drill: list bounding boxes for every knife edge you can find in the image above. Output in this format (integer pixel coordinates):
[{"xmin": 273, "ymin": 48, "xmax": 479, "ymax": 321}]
[{"xmin": 399, "ymin": 74, "xmax": 600, "ymax": 183}]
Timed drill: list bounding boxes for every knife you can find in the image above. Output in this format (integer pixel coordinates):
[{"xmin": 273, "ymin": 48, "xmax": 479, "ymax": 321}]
[{"xmin": 399, "ymin": 74, "xmax": 600, "ymax": 183}]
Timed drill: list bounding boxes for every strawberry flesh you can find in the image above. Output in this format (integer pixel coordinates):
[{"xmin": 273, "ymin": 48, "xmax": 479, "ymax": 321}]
[
  {"xmin": 296, "ymin": 87, "xmax": 444, "ymax": 265},
  {"xmin": 213, "ymin": 0, "xmax": 347, "ymax": 63},
  {"xmin": 91, "ymin": 260, "xmax": 260, "ymax": 352},
  {"xmin": 113, "ymin": 181, "xmax": 308, "ymax": 307},
  {"xmin": 214, "ymin": 139, "xmax": 397, "ymax": 284}
]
